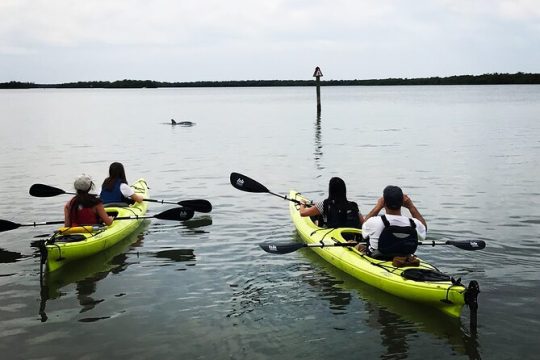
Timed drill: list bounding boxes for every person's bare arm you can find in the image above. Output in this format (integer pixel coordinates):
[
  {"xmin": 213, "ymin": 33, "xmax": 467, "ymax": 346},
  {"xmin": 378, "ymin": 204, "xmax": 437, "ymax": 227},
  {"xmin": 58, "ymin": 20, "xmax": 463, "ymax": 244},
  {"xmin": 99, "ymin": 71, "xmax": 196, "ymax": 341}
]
[
  {"xmin": 96, "ymin": 204, "xmax": 114, "ymax": 226},
  {"xmin": 403, "ymin": 195, "xmax": 427, "ymax": 228},
  {"xmin": 64, "ymin": 202, "xmax": 71, "ymax": 227},
  {"xmin": 364, "ymin": 197, "xmax": 385, "ymax": 221},
  {"xmin": 299, "ymin": 202, "xmax": 321, "ymax": 217}
]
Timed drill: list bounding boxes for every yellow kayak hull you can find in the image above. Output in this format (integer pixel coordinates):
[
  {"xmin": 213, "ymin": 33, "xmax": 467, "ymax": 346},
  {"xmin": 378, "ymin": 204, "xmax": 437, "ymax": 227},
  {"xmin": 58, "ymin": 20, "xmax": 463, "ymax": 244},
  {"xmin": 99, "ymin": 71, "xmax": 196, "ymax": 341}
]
[
  {"xmin": 289, "ymin": 190, "xmax": 468, "ymax": 318},
  {"xmin": 46, "ymin": 178, "xmax": 149, "ymax": 272}
]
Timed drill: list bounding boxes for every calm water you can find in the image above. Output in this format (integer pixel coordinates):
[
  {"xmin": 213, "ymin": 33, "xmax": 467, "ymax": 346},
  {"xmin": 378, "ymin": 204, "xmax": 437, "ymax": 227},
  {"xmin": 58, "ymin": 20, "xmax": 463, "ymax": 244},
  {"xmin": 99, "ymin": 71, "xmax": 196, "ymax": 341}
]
[{"xmin": 0, "ymin": 86, "xmax": 539, "ymax": 359}]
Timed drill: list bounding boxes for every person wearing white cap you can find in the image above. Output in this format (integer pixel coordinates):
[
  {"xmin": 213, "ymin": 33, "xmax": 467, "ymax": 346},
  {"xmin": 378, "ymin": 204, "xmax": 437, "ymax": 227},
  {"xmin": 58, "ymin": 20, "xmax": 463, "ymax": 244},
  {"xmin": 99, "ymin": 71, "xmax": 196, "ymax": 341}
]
[{"xmin": 64, "ymin": 174, "xmax": 113, "ymax": 227}]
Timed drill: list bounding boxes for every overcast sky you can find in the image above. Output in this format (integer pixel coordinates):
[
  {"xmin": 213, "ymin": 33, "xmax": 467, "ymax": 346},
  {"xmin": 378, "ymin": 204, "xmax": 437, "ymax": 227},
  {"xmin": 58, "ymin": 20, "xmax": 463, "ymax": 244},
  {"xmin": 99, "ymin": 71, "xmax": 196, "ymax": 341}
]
[{"xmin": 1, "ymin": 0, "xmax": 539, "ymax": 83}]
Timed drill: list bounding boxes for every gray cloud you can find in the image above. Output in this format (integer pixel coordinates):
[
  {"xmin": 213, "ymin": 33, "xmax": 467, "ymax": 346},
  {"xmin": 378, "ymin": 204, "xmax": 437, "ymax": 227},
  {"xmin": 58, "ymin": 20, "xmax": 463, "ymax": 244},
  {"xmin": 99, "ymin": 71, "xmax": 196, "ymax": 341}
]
[{"xmin": 1, "ymin": 0, "xmax": 538, "ymax": 82}]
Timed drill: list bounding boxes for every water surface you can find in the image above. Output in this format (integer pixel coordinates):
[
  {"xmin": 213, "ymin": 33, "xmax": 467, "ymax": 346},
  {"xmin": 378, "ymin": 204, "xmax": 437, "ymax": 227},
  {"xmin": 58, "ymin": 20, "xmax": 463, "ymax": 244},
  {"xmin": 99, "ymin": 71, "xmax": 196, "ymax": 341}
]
[{"xmin": 0, "ymin": 85, "xmax": 539, "ymax": 359}]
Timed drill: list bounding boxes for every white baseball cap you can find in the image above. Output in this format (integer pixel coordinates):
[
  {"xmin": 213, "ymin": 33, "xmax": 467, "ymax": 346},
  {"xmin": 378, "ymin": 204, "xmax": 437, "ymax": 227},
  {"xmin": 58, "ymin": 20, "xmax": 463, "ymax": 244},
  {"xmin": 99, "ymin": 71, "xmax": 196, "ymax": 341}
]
[{"xmin": 74, "ymin": 174, "xmax": 94, "ymax": 192}]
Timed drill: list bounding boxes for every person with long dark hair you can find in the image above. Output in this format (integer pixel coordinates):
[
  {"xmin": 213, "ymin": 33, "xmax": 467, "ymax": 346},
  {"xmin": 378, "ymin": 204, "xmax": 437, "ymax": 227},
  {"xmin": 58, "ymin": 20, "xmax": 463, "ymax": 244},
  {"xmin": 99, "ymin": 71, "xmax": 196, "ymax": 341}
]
[
  {"xmin": 299, "ymin": 177, "xmax": 363, "ymax": 228},
  {"xmin": 64, "ymin": 174, "xmax": 113, "ymax": 227},
  {"xmin": 100, "ymin": 162, "xmax": 143, "ymax": 205}
]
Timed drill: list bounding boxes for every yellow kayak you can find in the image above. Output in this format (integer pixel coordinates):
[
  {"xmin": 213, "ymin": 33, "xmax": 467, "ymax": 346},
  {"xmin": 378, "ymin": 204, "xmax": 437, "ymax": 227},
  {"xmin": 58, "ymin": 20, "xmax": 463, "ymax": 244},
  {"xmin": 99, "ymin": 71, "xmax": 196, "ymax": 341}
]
[
  {"xmin": 45, "ymin": 179, "xmax": 149, "ymax": 272},
  {"xmin": 288, "ymin": 190, "xmax": 479, "ymax": 318}
]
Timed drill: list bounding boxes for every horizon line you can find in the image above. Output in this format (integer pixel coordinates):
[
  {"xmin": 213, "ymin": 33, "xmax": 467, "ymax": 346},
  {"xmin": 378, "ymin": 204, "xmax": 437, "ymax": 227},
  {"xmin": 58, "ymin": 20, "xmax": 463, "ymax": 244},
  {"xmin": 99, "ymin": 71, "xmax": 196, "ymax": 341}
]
[{"xmin": 1, "ymin": 72, "xmax": 539, "ymax": 88}]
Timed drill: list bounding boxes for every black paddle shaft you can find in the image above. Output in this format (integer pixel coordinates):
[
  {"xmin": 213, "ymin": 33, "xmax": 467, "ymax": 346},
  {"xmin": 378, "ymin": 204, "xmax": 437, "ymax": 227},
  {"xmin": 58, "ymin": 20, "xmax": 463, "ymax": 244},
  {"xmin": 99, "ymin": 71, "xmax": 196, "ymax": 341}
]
[
  {"xmin": 29, "ymin": 183, "xmax": 212, "ymax": 213},
  {"xmin": 259, "ymin": 239, "xmax": 486, "ymax": 255},
  {"xmin": 0, "ymin": 207, "xmax": 194, "ymax": 233}
]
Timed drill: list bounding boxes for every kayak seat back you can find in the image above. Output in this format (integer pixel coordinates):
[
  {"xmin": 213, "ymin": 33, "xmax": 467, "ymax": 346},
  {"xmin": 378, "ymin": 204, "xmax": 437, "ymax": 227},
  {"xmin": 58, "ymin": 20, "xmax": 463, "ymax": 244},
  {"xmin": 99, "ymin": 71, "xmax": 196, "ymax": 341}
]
[
  {"xmin": 104, "ymin": 202, "xmax": 130, "ymax": 208},
  {"xmin": 340, "ymin": 230, "xmax": 362, "ymax": 242}
]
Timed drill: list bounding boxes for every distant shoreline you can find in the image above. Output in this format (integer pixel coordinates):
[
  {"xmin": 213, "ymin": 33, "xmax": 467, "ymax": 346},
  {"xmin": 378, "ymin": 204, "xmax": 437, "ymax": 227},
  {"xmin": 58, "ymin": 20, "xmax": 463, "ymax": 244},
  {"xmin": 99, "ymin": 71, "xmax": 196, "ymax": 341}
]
[{"xmin": 1, "ymin": 72, "xmax": 539, "ymax": 89}]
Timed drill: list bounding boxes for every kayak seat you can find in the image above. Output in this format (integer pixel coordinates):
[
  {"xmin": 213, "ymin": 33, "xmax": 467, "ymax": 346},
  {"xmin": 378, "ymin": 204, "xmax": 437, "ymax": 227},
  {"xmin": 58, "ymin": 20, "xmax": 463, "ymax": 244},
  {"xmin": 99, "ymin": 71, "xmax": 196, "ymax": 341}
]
[
  {"xmin": 51, "ymin": 234, "xmax": 87, "ymax": 243},
  {"xmin": 105, "ymin": 211, "xmax": 120, "ymax": 219},
  {"xmin": 341, "ymin": 231, "xmax": 362, "ymax": 242},
  {"xmin": 104, "ymin": 202, "xmax": 130, "ymax": 208}
]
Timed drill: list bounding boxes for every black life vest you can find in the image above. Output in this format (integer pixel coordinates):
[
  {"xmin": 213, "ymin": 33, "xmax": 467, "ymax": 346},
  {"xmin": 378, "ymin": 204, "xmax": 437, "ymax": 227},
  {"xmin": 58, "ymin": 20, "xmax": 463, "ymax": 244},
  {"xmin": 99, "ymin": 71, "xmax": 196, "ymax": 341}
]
[
  {"xmin": 322, "ymin": 199, "xmax": 361, "ymax": 228},
  {"xmin": 377, "ymin": 215, "xmax": 418, "ymax": 256}
]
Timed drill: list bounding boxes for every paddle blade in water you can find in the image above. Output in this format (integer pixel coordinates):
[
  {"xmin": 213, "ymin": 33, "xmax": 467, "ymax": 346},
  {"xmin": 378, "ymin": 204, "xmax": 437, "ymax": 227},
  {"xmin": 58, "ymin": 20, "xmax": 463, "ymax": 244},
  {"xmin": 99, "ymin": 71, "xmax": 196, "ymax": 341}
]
[
  {"xmin": 155, "ymin": 207, "xmax": 195, "ymax": 221},
  {"xmin": 29, "ymin": 184, "xmax": 66, "ymax": 197},
  {"xmin": 230, "ymin": 172, "xmax": 269, "ymax": 193},
  {"xmin": 259, "ymin": 242, "xmax": 306, "ymax": 254}
]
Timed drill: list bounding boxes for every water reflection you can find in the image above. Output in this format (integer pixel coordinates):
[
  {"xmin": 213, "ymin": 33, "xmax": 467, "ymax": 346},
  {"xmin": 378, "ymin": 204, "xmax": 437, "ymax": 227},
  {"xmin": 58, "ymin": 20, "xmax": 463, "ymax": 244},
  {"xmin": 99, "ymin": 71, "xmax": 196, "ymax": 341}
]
[
  {"xmin": 300, "ymin": 243, "xmax": 481, "ymax": 359},
  {"xmin": 38, "ymin": 224, "xmax": 148, "ymax": 322},
  {"xmin": 147, "ymin": 216, "xmax": 212, "ymax": 236},
  {"xmin": 0, "ymin": 248, "xmax": 24, "ymax": 263},
  {"xmin": 154, "ymin": 249, "xmax": 195, "ymax": 262},
  {"xmin": 299, "ymin": 266, "xmax": 352, "ymax": 313},
  {"xmin": 314, "ymin": 113, "xmax": 323, "ymax": 170},
  {"xmin": 184, "ymin": 216, "xmax": 213, "ymax": 232},
  {"xmin": 366, "ymin": 305, "xmax": 410, "ymax": 359},
  {"xmin": 226, "ymin": 277, "xmax": 264, "ymax": 318}
]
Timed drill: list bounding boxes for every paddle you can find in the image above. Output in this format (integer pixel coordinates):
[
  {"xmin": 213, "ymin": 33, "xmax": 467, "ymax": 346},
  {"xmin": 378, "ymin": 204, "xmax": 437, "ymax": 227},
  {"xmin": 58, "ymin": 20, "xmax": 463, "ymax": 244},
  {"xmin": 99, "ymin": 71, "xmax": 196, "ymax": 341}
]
[
  {"xmin": 259, "ymin": 239, "xmax": 487, "ymax": 254},
  {"xmin": 0, "ymin": 207, "xmax": 194, "ymax": 233},
  {"xmin": 143, "ymin": 199, "xmax": 212, "ymax": 213},
  {"xmin": 29, "ymin": 184, "xmax": 212, "ymax": 213},
  {"xmin": 29, "ymin": 183, "xmax": 81, "ymax": 197},
  {"xmin": 229, "ymin": 172, "xmax": 302, "ymax": 205}
]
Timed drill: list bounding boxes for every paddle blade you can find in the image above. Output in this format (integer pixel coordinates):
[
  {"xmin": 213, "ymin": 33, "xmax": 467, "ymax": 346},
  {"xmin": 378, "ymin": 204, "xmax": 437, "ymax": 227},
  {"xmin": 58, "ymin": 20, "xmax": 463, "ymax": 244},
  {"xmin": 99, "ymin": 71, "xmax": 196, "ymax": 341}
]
[
  {"xmin": 259, "ymin": 242, "xmax": 306, "ymax": 254},
  {"xmin": 230, "ymin": 172, "xmax": 269, "ymax": 193},
  {"xmin": 155, "ymin": 207, "xmax": 195, "ymax": 221},
  {"xmin": 178, "ymin": 199, "xmax": 213, "ymax": 213},
  {"xmin": 0, "ymin": 219, "xmax": 21, "ymax": 232},
  {"xmin": 447, "ymin": 240, "xmax": 486, "ymax": 250},
  {"xmin": 29, "ymin": 184, "xmax": 66, "ymax": 197}
]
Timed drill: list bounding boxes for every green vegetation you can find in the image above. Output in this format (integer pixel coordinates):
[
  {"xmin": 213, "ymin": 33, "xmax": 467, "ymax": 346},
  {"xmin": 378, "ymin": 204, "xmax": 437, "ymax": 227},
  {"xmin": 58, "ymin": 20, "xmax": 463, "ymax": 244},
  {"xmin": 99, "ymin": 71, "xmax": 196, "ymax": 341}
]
[{"xmin": 1, "ymin": 72, "xmax": 539, "ymax": 89}]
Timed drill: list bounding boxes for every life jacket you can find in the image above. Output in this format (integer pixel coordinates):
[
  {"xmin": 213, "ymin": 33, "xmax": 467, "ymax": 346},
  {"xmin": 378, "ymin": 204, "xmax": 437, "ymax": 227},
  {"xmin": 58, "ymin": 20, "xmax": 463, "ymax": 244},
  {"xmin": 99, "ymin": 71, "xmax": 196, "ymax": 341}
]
[
  {"xmin": 377, "ymin": 215, "xmax": 418, "ymax": 256},
  {"xmin": 100, "ymin": 179, "xmax": 131, "ymax": 204},
  {"xmin": 71, "ymin": 204, "xmax": 99, "ymax": 226},
  {"xmin": 322, "ymin": 199, "xmax": 361, "ymax": 228}
]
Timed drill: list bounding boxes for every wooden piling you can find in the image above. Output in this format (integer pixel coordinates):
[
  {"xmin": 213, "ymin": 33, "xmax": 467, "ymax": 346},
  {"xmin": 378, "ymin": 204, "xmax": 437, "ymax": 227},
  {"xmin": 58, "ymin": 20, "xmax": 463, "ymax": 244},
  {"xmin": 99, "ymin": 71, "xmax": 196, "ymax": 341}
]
[{"xmin": 313, "ymin": 66, "xmax": 323, "ymax": 114}]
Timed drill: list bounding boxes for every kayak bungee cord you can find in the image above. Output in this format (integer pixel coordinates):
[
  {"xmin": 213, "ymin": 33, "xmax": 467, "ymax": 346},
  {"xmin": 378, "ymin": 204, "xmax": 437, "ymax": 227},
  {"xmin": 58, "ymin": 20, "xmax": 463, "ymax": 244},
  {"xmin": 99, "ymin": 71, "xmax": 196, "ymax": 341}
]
[
  {"xmin": 272, "ymin": 216, "xmax": 475, "ymax": 289},
  {"xmin": 311, "ymin": 228, "xmax": 335, "ymax": 242},
  {"xmin": 132, "ymin": 180, "xmax": 149, "ymax": 192},
  {"xmin": 123, "ymin": 207, "xmax": 140, "ymax": 217}
]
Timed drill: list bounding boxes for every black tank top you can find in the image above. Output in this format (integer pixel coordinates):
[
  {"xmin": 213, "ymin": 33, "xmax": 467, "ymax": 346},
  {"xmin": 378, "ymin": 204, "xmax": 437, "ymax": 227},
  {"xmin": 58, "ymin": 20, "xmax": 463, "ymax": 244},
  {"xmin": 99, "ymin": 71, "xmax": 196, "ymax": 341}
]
[{"xmin": 322, "ymin": 199, "xmax": 361, "ymax": 228}]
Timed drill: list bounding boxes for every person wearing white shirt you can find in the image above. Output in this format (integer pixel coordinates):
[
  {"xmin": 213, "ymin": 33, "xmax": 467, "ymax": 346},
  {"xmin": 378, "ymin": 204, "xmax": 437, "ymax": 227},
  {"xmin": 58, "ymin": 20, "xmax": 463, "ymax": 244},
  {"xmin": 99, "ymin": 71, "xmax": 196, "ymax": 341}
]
[
  {"xmin": 360, "ymin": 185, "xmax": 427, "ymax": 259},
  {"xmin": 100, "ymin": 162, "xmax": 144, "ymax": 205}
]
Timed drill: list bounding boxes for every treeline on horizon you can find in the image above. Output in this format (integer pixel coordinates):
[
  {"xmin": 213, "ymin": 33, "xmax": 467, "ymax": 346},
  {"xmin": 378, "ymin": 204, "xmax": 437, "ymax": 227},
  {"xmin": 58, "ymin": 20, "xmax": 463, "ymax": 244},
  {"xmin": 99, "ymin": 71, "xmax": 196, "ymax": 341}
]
[{"xmin": 1, "ymin": 72, "xmax": 539, "ymax": 89}]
